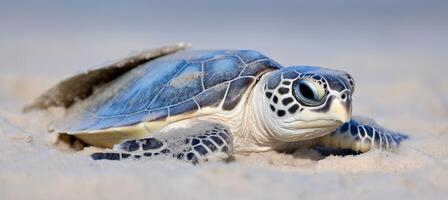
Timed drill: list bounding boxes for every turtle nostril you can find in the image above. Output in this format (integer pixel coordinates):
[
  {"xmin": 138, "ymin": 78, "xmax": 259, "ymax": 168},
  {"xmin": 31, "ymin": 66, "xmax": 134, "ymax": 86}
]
[{"xmin": 341, "ymin": 94, "xmax": 347, "ymax": 100}]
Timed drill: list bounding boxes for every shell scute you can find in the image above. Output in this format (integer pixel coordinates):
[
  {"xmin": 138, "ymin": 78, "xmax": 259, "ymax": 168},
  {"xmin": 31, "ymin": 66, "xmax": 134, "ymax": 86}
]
[
  {"xmin": 89, "ymin": 116, "xmax": 126, "ymax": 131},
  {"xmin": 147, "ymin": 62, "xmax": 203, "ymax": 110},
  {"xmin": 169, "ymin": 99, "xmax": 199, "ymax": 116},
  {"xmin": 241, "ymin": 59, "xmax": 282, "ymax": 77},
  {"xmin": 93, "ymin": 59, "xmax": 188, "ymax": 117},
  {"xmin": 223, "ymin": 77, "xmax": 255, "ymax": 110},
  {"xmin": 203, "ymin": 56, "xmax": 245, "ymax": 89},
  {"xmin": 235, "ymin": 50, "xmax": 268, "ymax": 64},
  {"xmin": 143, "ymin": 108, "xmax": 169, "ymax": 122},
  {"xmin": 194, "ymin": 83, "xmax": 228, "ymax": 108},
  {"xmin": 115, "ymin": 111, "xmax": 150, "ymax": 127}
]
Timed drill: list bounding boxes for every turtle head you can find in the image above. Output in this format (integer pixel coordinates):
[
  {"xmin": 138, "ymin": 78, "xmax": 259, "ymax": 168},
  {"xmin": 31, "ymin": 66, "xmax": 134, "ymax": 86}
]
[{"xmin": 258, "ymin": 66, "xmax": 355, "ymax": 142}]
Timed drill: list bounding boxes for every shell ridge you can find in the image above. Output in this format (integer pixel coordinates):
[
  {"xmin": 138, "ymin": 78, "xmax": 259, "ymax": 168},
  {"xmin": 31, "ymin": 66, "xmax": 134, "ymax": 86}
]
[
  {"xmin": 192, "ymin": 98, "xmax": 202, "ymax": 114},
  {"xmin": 91, "ymin": 78, "xmax": 248, "ymax": 119},
  {"xmin": 221, "ymin": 79, "xmax": 233, "ymax": 108},
  {"xmin": 86, "ymin": 68, "xmax": 145, "ymax": 117},
  {"xmin": 238, "ymin": 58, "xmax": 271, "ymax": 77},
  {"xmin": 200, "ymin": 62, "xmax": 206, "ymax": 91},
  {"xmin": 232, "ymin": 54, "xmax": 248, "ymax": 65},
  {"xmin": 235, "ymin": 54, "xmax": 249, "ymax": 77},
  {"xmin": 143, "ymin": 60, "xmax": 190, "ymax": 110}
]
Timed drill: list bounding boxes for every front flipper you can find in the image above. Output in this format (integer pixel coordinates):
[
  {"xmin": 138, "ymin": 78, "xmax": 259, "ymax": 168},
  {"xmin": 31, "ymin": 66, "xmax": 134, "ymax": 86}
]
[
  {"xmin": 91, "ymin": 122, "xmax": 233, "ymax": 164},
  {"xmin": 318, "ymin": 117, "xmax": 408, "ymax": 153}
]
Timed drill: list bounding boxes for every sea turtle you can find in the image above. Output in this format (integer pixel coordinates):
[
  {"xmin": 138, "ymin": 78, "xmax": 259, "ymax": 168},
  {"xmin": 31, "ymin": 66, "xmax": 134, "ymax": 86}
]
[{"xmin": 29, "ymin": 43, "xmax": 407, "ymax": 163}]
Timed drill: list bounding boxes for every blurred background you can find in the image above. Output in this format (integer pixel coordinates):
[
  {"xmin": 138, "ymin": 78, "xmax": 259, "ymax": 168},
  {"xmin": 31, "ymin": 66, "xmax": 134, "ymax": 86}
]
[
  {"xmin": 0, "ymin": 0, "xmax": 447, "ymax": 118},
  {"xmin": 1, "ymin": 0, "xmax": 446, "ymax": 77}
]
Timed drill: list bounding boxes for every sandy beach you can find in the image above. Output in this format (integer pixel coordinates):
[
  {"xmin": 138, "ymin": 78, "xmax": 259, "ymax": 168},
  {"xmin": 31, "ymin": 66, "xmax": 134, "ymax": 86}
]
[{"xmin": 1, "ymin": 1, "xmax": 447, "ymax": 199}]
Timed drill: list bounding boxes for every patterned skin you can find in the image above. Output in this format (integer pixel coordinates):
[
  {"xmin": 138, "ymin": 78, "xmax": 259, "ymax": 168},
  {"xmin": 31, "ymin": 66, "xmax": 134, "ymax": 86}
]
[{"xmin": 58, "ymin": 50, "xmax": 407, "ymax": 163}]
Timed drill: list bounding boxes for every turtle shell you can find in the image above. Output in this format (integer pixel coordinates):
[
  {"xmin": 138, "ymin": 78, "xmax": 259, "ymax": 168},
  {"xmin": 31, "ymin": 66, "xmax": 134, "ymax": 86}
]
[{"xmin": 61, "ymin": 50, "xmax": 282, "ymax": 147}]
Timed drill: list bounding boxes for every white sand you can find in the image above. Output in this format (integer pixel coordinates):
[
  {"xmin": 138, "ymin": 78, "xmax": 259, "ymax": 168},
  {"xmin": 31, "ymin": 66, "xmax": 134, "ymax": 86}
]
[{"xmin": 0, "ymin": 62, "xmax": 447, "ymax": 200}]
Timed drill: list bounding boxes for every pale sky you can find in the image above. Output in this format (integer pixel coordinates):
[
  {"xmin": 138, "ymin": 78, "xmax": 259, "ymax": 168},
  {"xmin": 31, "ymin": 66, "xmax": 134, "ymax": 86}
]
[{"xmin": 1, "ymin": 0, "xmax": 447, "ymax": 79}]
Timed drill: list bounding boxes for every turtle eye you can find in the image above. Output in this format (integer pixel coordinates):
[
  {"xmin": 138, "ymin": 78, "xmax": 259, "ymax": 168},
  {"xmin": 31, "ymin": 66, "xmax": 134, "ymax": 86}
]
[{"xmin": 293, "ymin": 79, "xmax": 326, "ymax": 106}]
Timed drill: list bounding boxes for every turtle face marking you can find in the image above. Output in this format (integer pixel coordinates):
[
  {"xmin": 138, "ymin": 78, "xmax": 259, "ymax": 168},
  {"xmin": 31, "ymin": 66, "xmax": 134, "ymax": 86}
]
[
  {"xmin": 264, "ymin": 79, "xmax": 302, "ymax": 117},
  {"xmin": 264, "ymin": 70, "xmax": 335, "ymax": 117},
  {"xmin": 261, "ymin": 66, "xmax": 355, "ymax": 141}
]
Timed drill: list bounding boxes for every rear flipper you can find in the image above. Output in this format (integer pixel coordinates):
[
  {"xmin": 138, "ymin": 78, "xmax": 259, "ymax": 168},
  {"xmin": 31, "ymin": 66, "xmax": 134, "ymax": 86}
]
[
  {"xmin": 318, "ymin": 117, "xmax": 408, "ymax": 153},
  {"xmin": 91, "ymin": 122, "xmax": 233, "ymax": 164}
]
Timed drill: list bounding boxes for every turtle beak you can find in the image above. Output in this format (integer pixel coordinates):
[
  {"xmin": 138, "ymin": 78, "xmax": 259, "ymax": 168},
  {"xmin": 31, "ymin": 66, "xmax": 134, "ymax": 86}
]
[
  {"xmin": 285, "ymin": 97, "xmax": 351, "ymax": 129},
  {"xmin": 327, "ymin": 97, "xmax": 351, "ymax": 123},
  {"xmin": 299, "ymin": 95, "xmax": 351, "ymax": 124},
  {"xmin": 283, "ymin": 94, "xmax": 352, "ymax": 131}
]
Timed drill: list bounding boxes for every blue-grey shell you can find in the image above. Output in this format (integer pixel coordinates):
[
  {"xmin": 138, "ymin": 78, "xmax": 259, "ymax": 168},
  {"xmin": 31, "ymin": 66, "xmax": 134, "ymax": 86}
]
[{"xmin": 66, "ymin": 50, "xmax": 282, "ymax": 132}]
